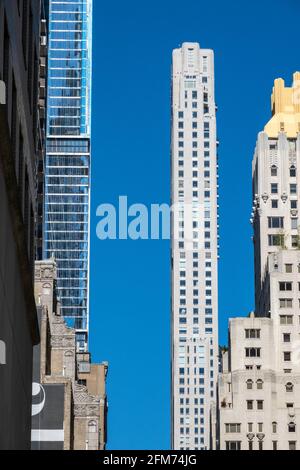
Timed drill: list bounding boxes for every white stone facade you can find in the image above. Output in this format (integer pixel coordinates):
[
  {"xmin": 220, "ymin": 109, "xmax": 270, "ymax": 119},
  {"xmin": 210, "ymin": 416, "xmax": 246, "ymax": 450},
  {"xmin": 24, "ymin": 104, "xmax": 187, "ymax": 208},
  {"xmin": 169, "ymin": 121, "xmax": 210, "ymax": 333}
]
[
  {"xmin": 171, "ymin": 42, "xmax": 219, "ymax": 450},
  {"xmin": 218, "ymin": 75, "xmax": 300, "ymax": 451}
]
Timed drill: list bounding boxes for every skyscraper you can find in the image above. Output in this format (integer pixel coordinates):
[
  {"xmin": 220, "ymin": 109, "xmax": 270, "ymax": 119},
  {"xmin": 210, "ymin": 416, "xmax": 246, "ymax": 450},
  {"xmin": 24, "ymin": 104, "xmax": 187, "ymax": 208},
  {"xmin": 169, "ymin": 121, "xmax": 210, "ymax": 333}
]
[
  {"xmin": 44, "ymin": 0, "xmax": 93, "ymax": 349},
  {"xmin": 171, "ymin": 43, "xmax": 219, "ymax": 450},
  {"xmin": 217, "ymin": 74, "xmax": 300, "ymax": 451},
  {"xmin": 253, "ymin": 73, "xmax": 300, "ymax": 313}
]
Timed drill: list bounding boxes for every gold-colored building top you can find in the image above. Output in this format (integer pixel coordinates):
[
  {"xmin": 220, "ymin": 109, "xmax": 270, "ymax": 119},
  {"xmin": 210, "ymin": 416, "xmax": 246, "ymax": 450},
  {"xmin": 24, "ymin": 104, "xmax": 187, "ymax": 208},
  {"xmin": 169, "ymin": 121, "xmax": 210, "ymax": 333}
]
[{"xmin": 264, "ymin": 72, "xmax": 300, "ymax": 138}]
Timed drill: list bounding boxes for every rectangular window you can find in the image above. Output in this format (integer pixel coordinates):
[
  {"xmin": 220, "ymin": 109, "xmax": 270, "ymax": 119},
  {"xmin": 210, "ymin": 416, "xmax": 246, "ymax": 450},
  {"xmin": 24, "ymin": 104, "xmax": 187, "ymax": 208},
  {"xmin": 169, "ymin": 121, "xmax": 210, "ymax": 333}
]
[
  {"xmin": 268, "ymin": 234, "xmax": 284, "ymax": 246},
  {"xmin": 279, "ymin": 282, "xmax": 292, "ymax": 291},
  {"xmin": 283, "ymin": 333, "xmax": 291, "ymax": 343},
  {"xmin": 289, "ymin": 441, "xmax": 296, "ymax": 451},
  {"xmin": 268, "ymin": 217, "xmax": 284, "ymax": 229},
  {"xmin": 245, "ymin": 348, "xmax": 261, "ymax": 357},
  {"xmin": 280, "ymin": 299, "xmax": 293, "ymax": 308},
  {"xmin": 225, "ymin": 424, "xmax": 241, "ymax": 433},
  {"xmin": 291, "ymin": 219, "xmax": 298, "ymax": 230},
  {"xmin": 225, "ymin": 441, "xmax": 241, "ymax": 451},
  {"xmin": 271, "ymin": 183, "xmax": 278, "ymax": 194},
  {"xmin": 280, "ymin": 315, "xmax": 293, "ymax": 325},
  {"xmin": 284, "ymin": 352, "xmax": 291, "ymax": 362},
  {"xmin": 245, "ymin": 329, "xmax": 260, "ymax": 339}
]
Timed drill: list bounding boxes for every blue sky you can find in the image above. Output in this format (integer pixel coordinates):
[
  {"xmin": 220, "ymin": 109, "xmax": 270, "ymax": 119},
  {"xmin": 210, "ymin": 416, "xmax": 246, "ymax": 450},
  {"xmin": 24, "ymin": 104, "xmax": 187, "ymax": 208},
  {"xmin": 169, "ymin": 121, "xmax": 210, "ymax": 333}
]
[{"xmin": 88, "ymin": 0, "xmax": 299, "ymax": 450}]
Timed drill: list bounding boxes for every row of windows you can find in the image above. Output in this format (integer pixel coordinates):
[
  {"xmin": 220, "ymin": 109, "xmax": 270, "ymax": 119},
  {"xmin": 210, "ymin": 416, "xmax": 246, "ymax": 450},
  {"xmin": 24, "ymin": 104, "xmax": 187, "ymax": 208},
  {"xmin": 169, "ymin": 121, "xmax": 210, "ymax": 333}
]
[
  {"xmin": 225, "ymin": 422, "xmax": 296, "ymax": 434},
  {"xmin": 270, "ymin": 183, "xmax": 297, "ymax": 194},
  {"xmin": 269, "ymin": 234, "xmax": 300, "ymax": 248},
  {"xmin": 226, "ymin": 441, "xmax": 297, "ymax": 451},
  {"xmin": 270, "ymin": 198, "xmax": 298, "ymax": 209},
  {"xmin": 270, "ymin": 165, "xmax": 296, "ymax": 178}
]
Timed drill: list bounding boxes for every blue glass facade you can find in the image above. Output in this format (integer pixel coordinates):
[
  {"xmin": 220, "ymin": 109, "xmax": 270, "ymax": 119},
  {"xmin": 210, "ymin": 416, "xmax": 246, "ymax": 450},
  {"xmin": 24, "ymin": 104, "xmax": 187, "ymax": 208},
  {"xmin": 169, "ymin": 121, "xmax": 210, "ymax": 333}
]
[{"xmin": 44, "ymin": 0, "xmax": 93, "ymax": 348}]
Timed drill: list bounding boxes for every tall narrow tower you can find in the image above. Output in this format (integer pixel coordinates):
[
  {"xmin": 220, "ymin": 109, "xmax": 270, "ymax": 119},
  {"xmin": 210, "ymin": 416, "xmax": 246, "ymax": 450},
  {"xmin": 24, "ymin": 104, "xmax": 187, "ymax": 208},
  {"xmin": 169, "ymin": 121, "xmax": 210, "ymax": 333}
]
[
  {"xmin": 171, "ymin": 43, "xmax": 219, "ymax": 450},
  {"xmin": 44, "ymin": 0, "xmax": 93, "ymax": 350},
  {"xmin": 252, "ymin": 73, "xmax": 300, "ymax": 312}
]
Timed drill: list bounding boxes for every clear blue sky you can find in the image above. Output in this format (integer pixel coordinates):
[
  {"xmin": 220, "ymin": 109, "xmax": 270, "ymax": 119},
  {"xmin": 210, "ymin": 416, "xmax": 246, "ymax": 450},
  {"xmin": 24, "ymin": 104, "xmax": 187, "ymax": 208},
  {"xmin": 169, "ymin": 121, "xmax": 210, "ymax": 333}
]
[{"xmin": 89, "ymin": 0, "xmax": 299, "ymax": 450}]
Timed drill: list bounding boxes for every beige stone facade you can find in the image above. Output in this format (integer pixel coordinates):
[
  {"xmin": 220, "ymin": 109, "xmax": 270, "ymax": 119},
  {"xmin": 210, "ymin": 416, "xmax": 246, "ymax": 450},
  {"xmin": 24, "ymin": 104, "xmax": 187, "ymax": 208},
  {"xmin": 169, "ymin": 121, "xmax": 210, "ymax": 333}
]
[
  {"xmin": 33, "ymin": 259, "xmax": 108, "ymax": 450},
  {"xmin": 217, "ymin": 74, "xmax": 300, "ymax": 451}
]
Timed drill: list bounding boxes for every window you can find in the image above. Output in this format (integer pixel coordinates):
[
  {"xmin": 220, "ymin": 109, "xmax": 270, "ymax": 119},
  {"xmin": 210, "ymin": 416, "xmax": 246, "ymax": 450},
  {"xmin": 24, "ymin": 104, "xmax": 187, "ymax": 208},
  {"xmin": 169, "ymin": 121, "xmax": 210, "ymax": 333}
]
[
  {"xmin": 258, "ymin": 423, "xmax": 263, "ymax": 432},
  {"xmin": 248, "ymin": 423, "xmax": 253, "ymax": 432},
  {"xmin": 279, "ymin": 282, "xmax": 292, "ymax": 291},
  {"xmin": 248, "ymin": 441, "xmax": 253, "ymax": 451},
  {"xmin": 288, "ymin": 423, "xmax": 296, "ymax": 433},
  {"xmin": 268, "ymin": 234, "xmax": 284, "ymax": 246},
  {"xmin": 256, "ymin": 380, "xmax": 263, "ymax": 390},
  {"xmin": 272, "ymin": 422, "xmax": 277, "ymax": 433},
  {"xmin": 226, "ymin": 441, "xmax": 241, "ymax": 451},
  {"xmin": 225, "ymin": 423, "xmax": 241, "ymax": 433},
  {"xmin": 284, "ymin": 352, "xmax": 291, "ymax": 362},
  {"xmin": 280, "ymin": 315, "xmax": 293, "ymax": 325},
  {"xmin": 246, "ymin": 379, "xmax": 253, "ymax": 390},
  {"xmin": 292, "ymin": 236, "xmax": 299, "ymax": 248},
  {"xmin": 268, "ymin": 217, "xmax": 284, "ymax": 229},
  {"xmin": 245, "ymin": 329, "xmax": 260, "ymax": 339},
  {"xmin": 291, "ymin": 219, "xmax": 298, "ymax": 230},
  {"xmin": 290, "ymin": 184, "xmax": 297, "ymax": 194},
  {"xmin": 245, "ymin": 348, "xmax": 261, "ymax": 357},
  {"xmin": 273, "ymin": 441, "xmax": 278, "ymax": 450},
  {"xmin": 88, "ymin": 420, "xmax": 97, "ymax": 433},
  {"xmin": 291, "ymin": 200, "xmax": 297, "ymax": 209},
  {"xmin": 271, "ymin": 200, "xmax": 278, "ymax": 208},
  {"xmin": 283, "ymin": 333, "xmax": 291, "ymax": 343},
  {"xmin": 289, "ymin": 441, "xmax": 296, "ymax": 450},
  {"xmin": 271, "ymin": 183, "xmax": 278, "ymax": 194},
  {"xmin": 271, "ymin": 165, "xmax": 278, "ymax": 176},
  {"xmin": 286, "ymin": 382, "xmax": 294, "ymax": 392},
  {"xmin": 257, "ymin": 400, "xmax": 263, "ymax": 410},
  {"xmin": 247, "ymin": 400, "xmax": 253, "ymax": 410},
  {"xmin": 258, "ymin": 441, "xmax": 263, "ymax": 451},
  {"xmin": 290, "ymin": 166, "xmax": 297, "ymax": 177},
  {"xmin": 280, "ymin": 299, "xmax": 293, "ymax": 308}
]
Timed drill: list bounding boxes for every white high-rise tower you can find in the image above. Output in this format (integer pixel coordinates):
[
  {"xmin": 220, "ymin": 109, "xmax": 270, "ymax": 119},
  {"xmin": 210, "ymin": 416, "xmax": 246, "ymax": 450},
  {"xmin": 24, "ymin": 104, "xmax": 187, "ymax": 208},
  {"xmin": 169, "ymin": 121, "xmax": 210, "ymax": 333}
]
[{"xmin": 171, "ymin": 43, "xmax": 219, "ymax": 450}]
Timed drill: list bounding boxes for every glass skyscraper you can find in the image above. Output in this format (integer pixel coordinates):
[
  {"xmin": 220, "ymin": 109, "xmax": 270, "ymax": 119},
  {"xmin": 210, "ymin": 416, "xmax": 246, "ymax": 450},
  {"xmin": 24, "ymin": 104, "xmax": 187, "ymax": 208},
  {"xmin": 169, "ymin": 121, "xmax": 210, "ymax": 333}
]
[{"xmin": 44, "ymin": 0, "xmax": 93, "ymax": 349}]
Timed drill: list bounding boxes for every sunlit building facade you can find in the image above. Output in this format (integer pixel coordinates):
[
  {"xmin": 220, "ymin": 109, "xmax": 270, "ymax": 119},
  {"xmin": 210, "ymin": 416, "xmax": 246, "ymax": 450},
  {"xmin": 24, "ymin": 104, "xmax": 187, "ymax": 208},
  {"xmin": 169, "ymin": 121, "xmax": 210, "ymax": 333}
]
[
  {"xmin": 44, "ymin": 0, "xmax": 93, "ymax": 349},
  {"xmin": 171, "ymin": 43, "xmax": 219, "ymax": 450}
]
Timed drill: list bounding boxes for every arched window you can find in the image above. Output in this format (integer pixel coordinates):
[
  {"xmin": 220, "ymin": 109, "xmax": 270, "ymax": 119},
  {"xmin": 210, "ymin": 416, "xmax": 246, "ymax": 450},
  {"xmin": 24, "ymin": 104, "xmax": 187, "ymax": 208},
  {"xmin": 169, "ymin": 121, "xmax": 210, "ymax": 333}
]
[
  {"xmin": 256, "ymin": 379, "xmax": 263, "ymax": 390},
  {"xmin": 271, "ymin": 165, "xmax": 278, "ymax": 177},
  {"xmin": 272, "ymin": 422, "xmax": 277, "ymax": 433},
  {"xmin": 288, "ymin": 422, "xmax": 296, "ymax": 433},
  {"xmin": 290, "ymin": 165, "xmax": 297, "ymax": 177},
  {"xmin": 246, "ymin": 379, "xmax": 253, "ymax": 390},
  {"xmin": 88, "ymin": 420, "xmax": 97, "ymax": 433},
  {"xmin": 286, "ymin": 382, "xmax": 294, "ymax": 393}
]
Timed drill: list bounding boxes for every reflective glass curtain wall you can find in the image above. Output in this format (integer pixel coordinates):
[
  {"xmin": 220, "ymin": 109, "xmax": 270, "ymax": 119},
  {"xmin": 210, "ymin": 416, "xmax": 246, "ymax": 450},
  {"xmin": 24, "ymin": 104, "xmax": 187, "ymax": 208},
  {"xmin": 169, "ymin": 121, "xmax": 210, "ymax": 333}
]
[{"xmin": 44, "ymin": 0, "xmax": 92, "ymax": 349}]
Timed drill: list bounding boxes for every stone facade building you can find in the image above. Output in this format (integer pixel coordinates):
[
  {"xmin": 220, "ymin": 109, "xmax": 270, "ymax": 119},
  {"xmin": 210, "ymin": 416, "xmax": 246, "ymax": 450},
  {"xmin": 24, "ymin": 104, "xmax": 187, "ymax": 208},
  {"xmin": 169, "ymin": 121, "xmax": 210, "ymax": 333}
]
[
  {"xmin": 217, "ymin": 74, "xmax": 300, "ymax": 450},
  {"xmin": 0, "ymin": 0, "xmax": 44, "ymax": 449},
  {"xmin": 32, "ymin": 259, "xmax": 108, "ymax": 450},
  {"xmin": 219, "ymin": 310, "xmax": 300, "ymax": 450},
  {"xmin": 171, "ymin": 42, "xmax": 219, "ymax": 451}
]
